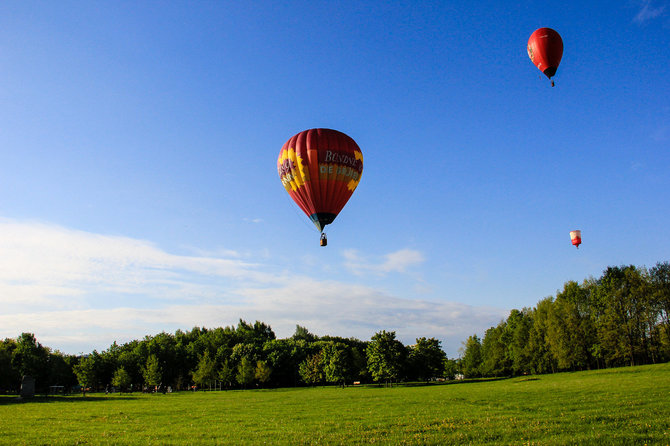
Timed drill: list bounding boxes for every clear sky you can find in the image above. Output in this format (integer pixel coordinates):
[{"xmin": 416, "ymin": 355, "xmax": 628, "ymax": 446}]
[{"xmin": 1, "ymin": 1, "xmax": 668, "ymax": 357}]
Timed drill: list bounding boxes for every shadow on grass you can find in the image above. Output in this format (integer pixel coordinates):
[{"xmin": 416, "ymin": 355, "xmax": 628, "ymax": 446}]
[
  {"xmin": 443, "ymin": 377, "xmax": 511, "ymax": 385},
  {"xmin": 360, "ymin": 377, "xmax": 511, "ymax": 389},
  {"xmin": 0, "ymin": 394, "xmax": 139, "ymax": 405}
]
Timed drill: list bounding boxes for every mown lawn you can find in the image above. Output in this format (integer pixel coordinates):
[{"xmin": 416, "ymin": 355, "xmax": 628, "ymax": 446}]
[{"xmin": 1, "ymin": 363, "xmax": 668, "ymax": 445}]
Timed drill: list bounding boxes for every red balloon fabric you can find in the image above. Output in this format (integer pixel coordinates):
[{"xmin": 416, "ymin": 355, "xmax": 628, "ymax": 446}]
[
  {"xmin": 527, "ymin": 28, "xmax": 563, "ymax": 79},
  {"xmin": 570, "ymin": 230, "xmax": 582, "ymax": 248},
  {"xmin": 278, "ymin": 128, "xmax": 363, "ymax": 232}
]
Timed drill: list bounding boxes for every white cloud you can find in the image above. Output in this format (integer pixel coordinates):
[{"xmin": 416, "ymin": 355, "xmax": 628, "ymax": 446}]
[
  {"xmin": 343, "ymin": 248, "xmax": 425, "ymax": 275},
  {"xmin": 634, "ymin": 0, "xmax": 667, "ymax": 23},
  {"xmin": 0, "ymin": 282, "xmax": 506, "ymax": 357},
  {"xmin": 0, "ymin": 218, "xmax": 273, "ymax": 309},
  {"xmin": 0, "ymin": 218, "xmax": 506, "ymax": 357}
]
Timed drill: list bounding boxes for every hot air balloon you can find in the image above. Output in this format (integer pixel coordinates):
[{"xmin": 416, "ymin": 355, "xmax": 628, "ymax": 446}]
[
  {"xmin": 570, "ymin": 230, "xmax": 582, "ymax": 249},
  {"xmin": 277, "ymin": 128, "xmax": 363, "ymax": 246},
  {"xmin": 527, "ymin": 27, "xmax": 563, "ymax": 86}
]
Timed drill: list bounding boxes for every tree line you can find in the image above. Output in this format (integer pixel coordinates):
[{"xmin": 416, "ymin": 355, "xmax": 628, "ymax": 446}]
[
  {"xmin": 1, "ymin": 261, "xmax": 668, "ymax": 393},
  {"xmin": 0, "ymin": 323, "xmax": 447, "ymax": 394},
  {"xmin": 460, "ymin": 262, "xmax": 670, "ymax": 377}
]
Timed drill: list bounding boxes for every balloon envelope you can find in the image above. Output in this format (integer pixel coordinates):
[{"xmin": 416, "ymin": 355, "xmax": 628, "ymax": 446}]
[
  {"xmin": 278, "ymin": 128, "xmax": 363, "ymax": 232},
  {"xmin": 527, "ymin": 27, "xmax": 563, "ymax": 79},
  {"xmin": 570, "ymin": 230, "xmax": 582, "ymax": 248}
]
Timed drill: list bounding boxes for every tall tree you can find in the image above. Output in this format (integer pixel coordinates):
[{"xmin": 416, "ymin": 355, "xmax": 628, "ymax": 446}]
[
  {"xmin": 262, "ymin": 339, "xmax": 299, "ymax": 388},
  {"xmin": 366, "ymin": 331, "xmax": 406, "ymax": 386},
  {"xmin": 11, "ymin": 333, "xmax": 50, "ymax": 391},
  {"xmin": 459, "ymin": 335, "xmax": 482, "ymax": 378},
  {"xmin": 236, "ymin": 356, "xmax": 255, "ymax": 388},
  {"xmin": 409, "ymin": 337, "xmax": 446, "ymax": 381},
  {"xmin": 322, "ymin": 343, "xmax": 350, "ymax": 387},
  {"xmin": 254, "ymin": 360, "xmax": 272, "ymax": 387},
  {"xmin": 506, "ymin": 309, "xmax": 533, "ymax": 375},
  {"xmin": 299, "ymin": 352, "xmax": 324, "ymax": 385},
  {"xmin": 649, "ymin": 262, "xmax": 670, "ymax": 360},
  {"xmin": 0, "ymin": 339, "xmax": 19, "ymax": 392},
  {"xmin": 111, "ymin": 367, "xmax": 131, "ymax": 393},
  {"xmin": 143, "ymin": 354, "xmax": 162, "ymax": 389},
  {"xmin": 47, "ymin": 351, "xmax": 77, "ymax": 390},
  {"xmin": 527, "ymin": 298, "xmax": 557, "ymax": 374},
  {"xmin": 218, "ymin": 359, "xmax": 236, "ymax": 389},
  {"xmin": 192, "ymin": 351, "xmax": 216, "ymax": 390},
  {"xmin": 597, "ymin": 266, "xmax": 644, "ymax": 366},
  {"xmin": 292, "ymin": 325, "xmax": 318, "ymax": 342},
  {"xmin": 73, "ymin": 354, "xmax": 98, "ymax": 395},
  {"xmin": 480, "ymin": 325, "xmax": 507, "ymax": 377},
  {"xmin": 443, "ymin": 358, "xmax": 459, "ymax": 380},
  {"xmin": 546, "ymin": 282, "xmax": 595, "ymax": 370}
]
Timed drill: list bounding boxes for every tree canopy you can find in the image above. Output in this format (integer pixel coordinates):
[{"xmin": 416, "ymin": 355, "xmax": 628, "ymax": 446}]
[{"xmin": 1, "ymin": 261, "xmax": 668, "ymax": 393}]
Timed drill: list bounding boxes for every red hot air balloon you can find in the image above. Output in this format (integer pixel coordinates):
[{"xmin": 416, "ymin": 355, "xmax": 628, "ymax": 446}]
[
  {"xmin": 527, "ymin": 27, "xmax": 563, "ymax": 86},
  {"xmin": 570, "ymin": 230, "xmax": 582, "ymax": 249},
  {"xmin": 278, "ymin": 128, "xmax": 363, "ymax": 246}
]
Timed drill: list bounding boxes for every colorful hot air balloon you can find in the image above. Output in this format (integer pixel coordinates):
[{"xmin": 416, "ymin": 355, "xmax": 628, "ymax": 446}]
[
  {"xmin": 527, "ymin": 27, "xmax": 563, "ymax": 86},
  {"xmin": 278, "ymin": 128, "xmax": 363, "ymax": 246},
  {"xmin": 570, "ymin": 230, "xmax": 582, "ymax": 249}
]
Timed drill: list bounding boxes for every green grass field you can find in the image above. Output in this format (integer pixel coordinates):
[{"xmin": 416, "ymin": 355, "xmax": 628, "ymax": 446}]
[{"xmin": 1, "ymin": 364, "xmax": 669, "ymax": 445}]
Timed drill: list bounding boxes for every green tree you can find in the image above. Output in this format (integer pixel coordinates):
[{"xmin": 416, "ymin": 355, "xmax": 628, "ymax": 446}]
[
  {"xmin": 299, "ymin": 351, "xmax": 324, "ymax": 385},
  {"xmin": 349, "ymin": 343, "xmax": 370, "ymax": 383},
  {"xmin": 115, "ymin": 344, "xmax": 143, "ymax": 390},
  {"xmin": 366, "ymin": 331, "xmax": 406, "ymax": 386},
  {"xmin": 527, "ymin": 298, "xmax": 557, "ymax": 374},
  {"xmin": 47, "ymin": 351, "xmax": 77, "ymax": 391},
  {"xmin": 480, "ymin": 324, "xmax": 508, "ymax": 377},
  {"xmin": 505, "ymin": 308, "xmax": 533, "ymax": 375},
  {"xmin": 254, "ymin": 360, "xmax": 272, "ymax": 387},
  {"xmin": 73, "ymin": 354, "xmax": 97, "ymax": 395},
  {"xmin": 292, "ymin": 325, "xmax": 318, "ymax": 342},
  {"xmin": 144, "ymin": 332, "xmax": 180, "ymax": 388},
  {"xmin": 192, "ymin": 351, "xmax": 216, "ymax": 390},
  {"xmin": 236, "ymin": 356, "xmax": 255, "ymax": 388},
  {"xmin": 111, "ymin": 367, "xmax": 131, "ymax": 393},
  {"xmin": 322, "ymin": 343, "xmax": 350, "ymax": 387},
  {"xmin": 0, "ymin": 339, "xmax": 19, "ymax": 393},
  {"xmin": 443, "ymin": 358, "xmax": 459, "ymax": 380},
  {"xmin": 235, "ymin": 320, "xmax": 276, "ymax": 348},
  {"xmin": 650, "ymin": 262, "xmax": 670, "ymax": 360},
  {"xmin": 459, "ymin": 335, "xmax": 482, "ymax": 378},
  {"xmin": 231, "ymin": 343, "xmax": 259, "ymax": 366},
  {"xmin": 143, "ymin": 354, "xmax": 162, "ymax": 389},
  {"xmin": 12, "ymin": 333, "xmax": 50, "ymax": 392},
  {"xmin": 218, "ymin": 359, "xmax": 236, "ymax": 389},
  {"xmin": 409, "ymin": 337, "xmax": 446, "ymax": 381},
  {"xmin": 545, "ymin": 281, "xmax": 599, "ymax": 370},
  {"xmin": 263, "ymin": 338, "xmax": 305, "ymax": 388},
  {"xmin": 596, "ymin": 266, "xmax": 645, "ymax": 366}
]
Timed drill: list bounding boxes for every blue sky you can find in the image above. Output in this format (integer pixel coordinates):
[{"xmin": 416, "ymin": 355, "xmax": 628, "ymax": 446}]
[{"xmin": 1, "ymin": 1, "xmax": 668, "ymax": 357}]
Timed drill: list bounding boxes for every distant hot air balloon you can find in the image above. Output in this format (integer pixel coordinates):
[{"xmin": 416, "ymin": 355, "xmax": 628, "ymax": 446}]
[
  {"xmin": 570, "ymin": 230, "xmax": 582, "ymax": 249},
  {"xmin": 277, "ymin": 128, "xmax": 363, "ymax": 246},
  {"xmin": 527, "ymin": 27, "xmax": 563, "ymax": 86}
]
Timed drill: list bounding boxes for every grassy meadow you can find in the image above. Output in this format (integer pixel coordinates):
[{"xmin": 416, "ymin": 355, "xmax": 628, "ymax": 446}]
[{"xmin": 1, "ymin": 363, "xmax": 669, "ymax": 445}]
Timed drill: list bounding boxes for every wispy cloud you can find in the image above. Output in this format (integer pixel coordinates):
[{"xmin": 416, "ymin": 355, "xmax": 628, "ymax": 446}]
[
  {"xmin": 0, "ymin": 219, "xmax": 505, "ymax": 356},
  {"xmin": 0, "ymin": 284, "xmax": 507, "ymax": 357},
  {"xmin": 0, "ymin": 218, "xmax": 272, "ymax": 309},
  {"xmin": 634, "ymin": 0, "xmax": 667, "ymax": 23},
  {"xmin": 343, "ymin": 248, "xmax": 425, "ymax": 276}
]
